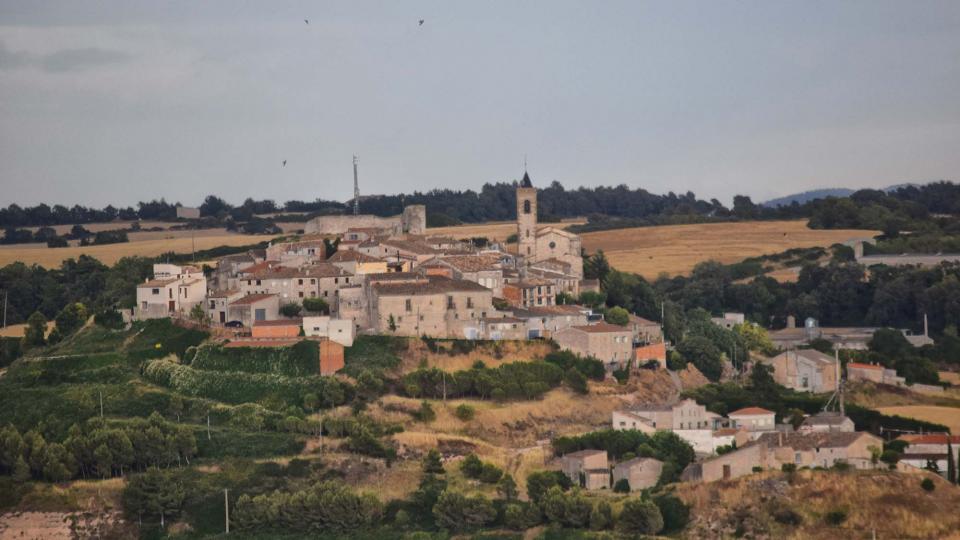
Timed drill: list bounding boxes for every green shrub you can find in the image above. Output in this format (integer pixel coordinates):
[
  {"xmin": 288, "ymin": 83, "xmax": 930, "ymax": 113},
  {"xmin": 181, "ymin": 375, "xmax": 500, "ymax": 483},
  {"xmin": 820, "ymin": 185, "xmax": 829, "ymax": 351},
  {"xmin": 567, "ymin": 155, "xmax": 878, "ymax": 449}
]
[
  {"xmin": 279, "ymin": 303, "xmax": 302, "ymax": 318},
  {"xmin": 921, "ymin": 478, "xmax": 935, "ymax": 492},
  {"xmin": 654, "ymin": 494, "xmax": 690, "ymax": 533},
  {"xmin": 190, "ymin": 341, "xmax": 319, "ymax": 376},
  {"xmin": 824, "ymin": 509, "xmax": 847, "ymax": 525},
  {"xmin": 141, "ymin": 358, "xmax": 349, "ymax": 408},
  {"xmin": 454, "ymin": 404, "xmax": 475, "ymax": 421},
  {"xmin": 781, "ymin": 463, "xmax": 797, "ymax": 473},
  {"xmin": 612, "ymin": 478, "xmax": 630, "ymax": 493},
  {"xmin": 773, "ymin": 507, "xmax": 803, "ymax": 525},
  {"xmin": 401, "ymin": 361, "xmax": 563, "ymax": 401},
  {"xmin": 302, "ymin": 297, "xmax": 329, "ymax": 314},
  {"xmin": 617, "ymin": 498, "xmax": 664, "ymax": 535}
]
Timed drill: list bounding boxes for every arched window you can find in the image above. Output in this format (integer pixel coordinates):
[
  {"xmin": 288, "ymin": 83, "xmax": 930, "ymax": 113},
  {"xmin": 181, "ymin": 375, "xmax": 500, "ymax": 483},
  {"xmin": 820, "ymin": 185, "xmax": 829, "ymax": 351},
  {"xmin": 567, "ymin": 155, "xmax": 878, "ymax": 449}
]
[{"xmin": 523, "ymin": 200, "xmax": 531, "ymax": 214}]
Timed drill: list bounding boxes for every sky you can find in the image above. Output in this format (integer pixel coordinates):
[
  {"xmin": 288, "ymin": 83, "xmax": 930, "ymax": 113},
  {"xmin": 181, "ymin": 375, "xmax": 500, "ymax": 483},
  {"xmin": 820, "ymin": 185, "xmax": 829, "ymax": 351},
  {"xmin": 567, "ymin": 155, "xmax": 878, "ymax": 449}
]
[{"xmin": 1, "ymin": 1, "xmax": 959, "ymax": 208}]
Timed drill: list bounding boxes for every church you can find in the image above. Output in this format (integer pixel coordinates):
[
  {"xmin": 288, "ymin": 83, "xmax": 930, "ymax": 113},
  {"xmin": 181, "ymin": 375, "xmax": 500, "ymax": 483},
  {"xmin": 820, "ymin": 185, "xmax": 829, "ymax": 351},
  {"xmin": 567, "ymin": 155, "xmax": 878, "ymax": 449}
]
[{"xmin": 515, "ymin": 171, "xmax": 584, "ymax": 279}]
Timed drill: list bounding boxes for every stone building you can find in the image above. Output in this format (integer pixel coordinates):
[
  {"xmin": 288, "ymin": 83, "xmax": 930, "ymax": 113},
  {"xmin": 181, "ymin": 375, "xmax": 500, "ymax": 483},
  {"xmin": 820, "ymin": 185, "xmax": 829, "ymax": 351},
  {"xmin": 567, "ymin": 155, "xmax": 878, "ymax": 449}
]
[
  {"xmin": 514, "ymin": 172, "xmax": 584, "ymax": 278},
  {"xmin": 560, "ymin": 449, "xmax": 609, "ymax": 490},
  {"xmin": 612, "ymin": 458, "xmax": 663, "ymax": 491},
  {"xmin": 763, "ymin": 349, "xmax": 839, "ymax": 394},
  {"xmin": 305, "ymin": 204, "xmax": 426, "ymax": 236},
  {"xmin": 553, "ymin": 323, "xmax": 634, "ymax": 371},
  {"xmin": 367, "ymin": 275, "xmax": 494, "ymax": 338}
]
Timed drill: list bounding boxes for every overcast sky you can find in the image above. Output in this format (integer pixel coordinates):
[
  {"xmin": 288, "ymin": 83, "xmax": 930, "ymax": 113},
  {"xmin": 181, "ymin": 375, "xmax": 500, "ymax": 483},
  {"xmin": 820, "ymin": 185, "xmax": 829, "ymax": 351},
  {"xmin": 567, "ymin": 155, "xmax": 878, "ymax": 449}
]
[{"xmin": 1, "ymin": 1, "xmax": 959, "ymax": 208}]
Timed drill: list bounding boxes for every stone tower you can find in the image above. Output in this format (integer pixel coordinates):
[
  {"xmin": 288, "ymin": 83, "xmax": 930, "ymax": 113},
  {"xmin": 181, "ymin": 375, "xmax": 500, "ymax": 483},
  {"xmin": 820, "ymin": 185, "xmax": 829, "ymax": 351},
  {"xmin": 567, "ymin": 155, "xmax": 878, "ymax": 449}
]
[{"xmin": 516, "ymin": 171, "xmax": 537, "ymax": 262}]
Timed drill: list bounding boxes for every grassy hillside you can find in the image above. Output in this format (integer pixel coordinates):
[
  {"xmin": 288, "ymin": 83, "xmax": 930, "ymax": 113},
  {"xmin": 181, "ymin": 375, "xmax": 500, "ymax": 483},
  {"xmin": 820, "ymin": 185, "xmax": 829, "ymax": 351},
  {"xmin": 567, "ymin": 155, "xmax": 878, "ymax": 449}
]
[{"xmin": 677, "ymin": 469, "xmax": 960, "ymax": 539}]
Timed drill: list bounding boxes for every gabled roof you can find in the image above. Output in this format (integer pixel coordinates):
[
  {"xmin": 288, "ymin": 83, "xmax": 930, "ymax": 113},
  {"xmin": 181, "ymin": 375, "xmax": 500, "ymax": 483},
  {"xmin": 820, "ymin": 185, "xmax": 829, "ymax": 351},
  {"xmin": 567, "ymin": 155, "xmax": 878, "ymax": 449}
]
[
  {"xmin": 253, "ymin": 318, "xmax": 302, "ymax": 327},
  {"xmin": 562, "ymin": 449, "xmax": 606, "ymax": 459},
  {"xmin": 372, "ymin": 276, "xmax": 491, "ymax": 296},
  {"xmin": 777, "ymin": 348, "xmax": 837, "ymax": 365},
  {"xmin": 229, "ymin": 293, "xmax": 277, "ymax": 306},
  {"xmin": 327, "ymin": 250, "xmax": 384, "ymax": 263},
  {"xmin": 729, "ymin": 407, "xmax": 775, "ymax": 416},
  {"xmin": 755, "ymin": 430, "xmax": 875, "ymax": 450},
  {"xmin": 801, "ymin": 412, "xmax": 852, "ymax": 426},
  {"xmin": 536, "ymin": 226, "xmax": 578, "ymax": 239},
  {"xmin": 569, "ymin": 322, "xmax": 631, "ymax": 334},
  {"xmin": 614, "ymin": 457, "xmax": 663, "ymax": 469},
  {"xmin": 438, "ymin": 254, "xmax": 504, "ymax": 273}
]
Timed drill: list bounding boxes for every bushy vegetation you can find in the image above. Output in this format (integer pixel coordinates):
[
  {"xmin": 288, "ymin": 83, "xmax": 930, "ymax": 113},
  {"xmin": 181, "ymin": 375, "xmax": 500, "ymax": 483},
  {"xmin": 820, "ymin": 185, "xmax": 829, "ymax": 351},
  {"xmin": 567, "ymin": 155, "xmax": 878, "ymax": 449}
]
[
  {"xmin": 232, "ymin": 480, "xmax": 382, "ymax": 533},
  {"xmin": 189, "ymin": 341, "xmax": 319, "ymax": 376},
  {"xmin": 342, "ymin": 335, "xmax": 404, "ymax": 377},
  {"xmin": 401, "ymin": 361, "xmax": 563, "ymax": 401},
  {"xmin": 142, "ymin": 358, "xmax": 350, "ymax": 409}
]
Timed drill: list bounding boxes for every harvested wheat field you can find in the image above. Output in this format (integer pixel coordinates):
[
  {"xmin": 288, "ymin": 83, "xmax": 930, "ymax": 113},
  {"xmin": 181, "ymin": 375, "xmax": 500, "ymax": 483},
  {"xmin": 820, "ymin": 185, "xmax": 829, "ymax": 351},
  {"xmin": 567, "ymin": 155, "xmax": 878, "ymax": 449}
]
[
  {"xmin": 875, "ymin": 405, "xmax": 960, "ymax": 433},
  {"xmin": 0, "ymin": 232, "xmax": 273, "ymax": 268},
  {"xmin": 580, "ymin": 220, "xmax": 877, "ymax": 279},
  {"xmin": 940, "ymin": 371, "xmax": 960, "ymax": 385}
]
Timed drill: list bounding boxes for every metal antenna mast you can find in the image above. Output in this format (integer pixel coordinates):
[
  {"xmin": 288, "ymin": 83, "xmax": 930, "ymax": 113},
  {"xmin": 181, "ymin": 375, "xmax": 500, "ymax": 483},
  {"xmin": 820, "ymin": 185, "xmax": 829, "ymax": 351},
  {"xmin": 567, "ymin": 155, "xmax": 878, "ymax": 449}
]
[{"xmin": 353, "ymin": 155, "xmax": 360, "ymax": 216}]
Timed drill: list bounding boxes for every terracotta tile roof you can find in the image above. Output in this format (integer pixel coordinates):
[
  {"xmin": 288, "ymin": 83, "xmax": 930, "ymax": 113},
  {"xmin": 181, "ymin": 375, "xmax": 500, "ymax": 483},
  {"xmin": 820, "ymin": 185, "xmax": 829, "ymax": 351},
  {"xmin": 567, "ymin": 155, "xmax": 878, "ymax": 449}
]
[
  {"xmin": 327, "ymin": 250, "xmax": 383, "ymax": 263},
  {"xmin": 481, "ymin": 317, "xmax": 525, "ymax": 324},
  {"xmin": 847, "ymin": 362, "xmax": 884, "ymax": 371},
  {"xmin": 224, "ymin": 339, "xmax": 302, "ymax": 348},
  {"xmin": 372, "ymin": 276, "xmax": 491, "ymax": 296},
  {"xmin": 569, "ymin": 322, "xmax": 631, "ymax": 334},
  {"xmin": 238, "ymin": 260, "xmax": 283, "ymax": 275},
  {"xmin": 229, "ymin": 293, "xmax": 276, "ymax": 306},
  {"xmin": 380, "ymin": 239, "xmax": 440, "ymax": 255},
  {"xmin": 208, "ymin": 289, "xmax": 240, "ymax": 298},
  {"xmin": 438, "ymin": 254, "xmax": 504, "ymax": 273},
  {"xmin": 366, "ymin": 271, "xmax": 422, "ymax": 282},
  {"xmin": 755, "ymin": 431, "xmax": 875, "ymax": 450},
  {"xmin": 247, "ymin": 264, "xmax": 348, "ymax": 280},
  {"xmin": 713, "ymin": 428, "xmax": 742, "ymax": 437},
  {"xmin": 897, "ymin": 434, "xmax": 960, "ymax": 445},
  {"xmin": 729, "ymin": 407, "xmax": 775, "ymax": 416},
  {"xmin": 801, "ymin": 413, "xmax": 852, "ymax": 426},
  {"xmin": 253, "ymin": 319, "xmax": 302, "ymax": 327}
]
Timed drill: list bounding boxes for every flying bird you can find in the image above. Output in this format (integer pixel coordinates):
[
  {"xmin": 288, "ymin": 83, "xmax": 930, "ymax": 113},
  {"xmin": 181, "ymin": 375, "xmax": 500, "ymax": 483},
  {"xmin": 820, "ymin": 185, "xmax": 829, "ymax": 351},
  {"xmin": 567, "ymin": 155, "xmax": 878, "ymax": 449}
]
[
  {"xmin": 418, "ymin": 19, "xmax": 424, "ymax": 26},
  {"xmin": 304, "ymin": 19, "xmax": 309, "ymax": 25},
  {"xmin": 282, "ymin": 160, "xmax": 287, "ymax": 167}
]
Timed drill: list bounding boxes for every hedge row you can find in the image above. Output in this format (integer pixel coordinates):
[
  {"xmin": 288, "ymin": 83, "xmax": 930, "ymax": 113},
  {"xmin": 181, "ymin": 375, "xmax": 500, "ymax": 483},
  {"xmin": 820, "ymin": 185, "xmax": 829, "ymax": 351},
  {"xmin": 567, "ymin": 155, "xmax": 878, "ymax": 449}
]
[
  {"xmin": 401, "ymin": 361, "xmax": 564, "ymax": 401},
  {"xmin": 142, "ymin": 359, "xmax": 350, "ymax": 409},
  {"xmin": 189, "ymin": 341, "xmax": 318, "ymax": 377}
]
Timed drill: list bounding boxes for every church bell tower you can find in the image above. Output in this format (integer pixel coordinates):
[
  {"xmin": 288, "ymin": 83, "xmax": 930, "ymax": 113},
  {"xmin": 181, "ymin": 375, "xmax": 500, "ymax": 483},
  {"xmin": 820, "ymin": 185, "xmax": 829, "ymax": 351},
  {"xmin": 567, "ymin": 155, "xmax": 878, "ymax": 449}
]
[{"xmin": 516, "ymin": 171, "xmax": 537, "ymax": 263}]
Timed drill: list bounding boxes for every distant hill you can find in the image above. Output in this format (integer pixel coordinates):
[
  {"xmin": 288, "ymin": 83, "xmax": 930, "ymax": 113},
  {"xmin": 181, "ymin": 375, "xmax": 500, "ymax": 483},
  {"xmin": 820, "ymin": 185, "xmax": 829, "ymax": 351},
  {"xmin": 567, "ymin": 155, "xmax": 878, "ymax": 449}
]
[
  {"xmin": 762, "ymin": 188, "xmax": 855, "ymax": 208},
  {"xmin": 762, "ymin": 183, "xmax": 922, "ymax": 208}
]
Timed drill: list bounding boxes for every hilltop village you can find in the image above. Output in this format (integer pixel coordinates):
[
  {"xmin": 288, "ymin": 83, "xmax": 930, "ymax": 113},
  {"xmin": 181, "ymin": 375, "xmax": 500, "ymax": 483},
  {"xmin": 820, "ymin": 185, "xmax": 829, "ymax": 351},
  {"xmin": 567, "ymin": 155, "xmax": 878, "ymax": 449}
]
[{"xmin": 130, "ymin": 173, "xmax": 952, "ymax": 492}]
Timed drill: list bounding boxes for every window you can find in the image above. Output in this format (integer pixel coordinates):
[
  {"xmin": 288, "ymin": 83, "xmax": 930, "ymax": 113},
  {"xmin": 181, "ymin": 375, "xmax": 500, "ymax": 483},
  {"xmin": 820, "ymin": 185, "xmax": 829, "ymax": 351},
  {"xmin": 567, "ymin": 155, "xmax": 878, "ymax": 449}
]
[
  {"xmin": 311, "ymin": 279, "xmax": 316, "ymax": 284},
  {"xmin": 549, "ymin": 241, "xmax": 556, "ymax": 249},
  {"xmin": 152, "ymin": 288, "xmax": 160, "ymax": 295},
  {"xmin": 256, "ymin": 280, "xmax": 261, "ymax": 286},
  {"xmin": 523, "ymin": 200, "xmax": 531, "ymax": 214},
  {"xmin": 298, "ymin": 279, "xmax": 303, "ymax": 285},
  {"xmin": 334, "ymin": 278, "xmax": 339, "ymax": 284},
  {"xmin": 405, "ymin": 299, "xmax": 412, "ymax": 312},
  {"xmin": 467, "ymin": 297, "xmax": 473, "ymax": 309},
  {"xmin": 299, "ymin": 292, "xmax": 304, "ymax": 298}
]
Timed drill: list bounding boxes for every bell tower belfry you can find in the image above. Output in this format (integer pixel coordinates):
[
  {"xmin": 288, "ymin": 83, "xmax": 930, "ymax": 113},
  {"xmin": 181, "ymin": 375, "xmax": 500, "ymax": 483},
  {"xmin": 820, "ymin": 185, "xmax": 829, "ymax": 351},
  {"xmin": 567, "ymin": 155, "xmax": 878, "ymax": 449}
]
[{"xmin": 516, "ymin": 171, "xmax": 537, "ymax": 263}]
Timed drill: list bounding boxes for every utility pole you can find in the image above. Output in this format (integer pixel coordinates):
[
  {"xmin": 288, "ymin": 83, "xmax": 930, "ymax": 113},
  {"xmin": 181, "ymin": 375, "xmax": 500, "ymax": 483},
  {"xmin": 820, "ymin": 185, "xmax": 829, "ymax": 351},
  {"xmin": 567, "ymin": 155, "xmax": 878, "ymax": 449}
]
[
  {"xmin": 207, "ymin": 413, "xmax": 211, "ymax": 440},
  {"xmin": 224, "ymin": 489, "xmax": 230, "ymax": 534},
  {"xmin": 2, "ymin": 290, "xmax": 7, "ymax": 329},
  {"xmin": 353, "ymin": 155, "xmax": 360, "ymax": 216},
  {"xmin": 99, "ymin": 390, "xmax": 104, "ymax": 418},
  {"xmin": 318, "ymin": 416, "xmax": 323, "ymax": 453}
]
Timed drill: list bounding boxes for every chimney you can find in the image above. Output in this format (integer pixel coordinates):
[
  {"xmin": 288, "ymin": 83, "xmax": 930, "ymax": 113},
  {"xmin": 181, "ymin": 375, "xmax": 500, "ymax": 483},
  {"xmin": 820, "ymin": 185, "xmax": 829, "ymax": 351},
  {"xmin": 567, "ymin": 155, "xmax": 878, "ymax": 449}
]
[
  {"xmin": 787, "ymin": 315, "xmax": 796, "ymax": 328},
  {"xmin": 924, "ymin": 313, "xmax": 929, "ymax": 338}
]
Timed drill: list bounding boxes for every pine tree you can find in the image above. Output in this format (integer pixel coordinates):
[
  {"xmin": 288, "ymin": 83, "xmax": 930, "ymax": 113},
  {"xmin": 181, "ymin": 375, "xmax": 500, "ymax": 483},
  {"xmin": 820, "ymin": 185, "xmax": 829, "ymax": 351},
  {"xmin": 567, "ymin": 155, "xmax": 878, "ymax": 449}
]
[
  {"xmin": 12, "ymin": 456, "xmax": 30, "ymax": 483},
  {"xmin": 422, "ymin": 448, "xmax": 444, "ymax": 474}
]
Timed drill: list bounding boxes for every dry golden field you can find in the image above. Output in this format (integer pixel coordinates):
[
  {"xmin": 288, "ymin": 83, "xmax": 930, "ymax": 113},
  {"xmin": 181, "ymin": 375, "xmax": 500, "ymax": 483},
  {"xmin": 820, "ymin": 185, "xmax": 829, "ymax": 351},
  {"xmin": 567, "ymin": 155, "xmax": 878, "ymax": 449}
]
[
  {"xmin": 940, "ymin": 371, "xmax": 960, "ymax": 385},
  {"xmin": 579, "ymin": 220, "xmax": 877, "ymax": 279},
  {"xmin": 875, "ymin": 405, "xmax": 960, "ymax": 433},
  {"xmin": 0, "ymin": 231, "xmax": 272, "ymax": 268}
]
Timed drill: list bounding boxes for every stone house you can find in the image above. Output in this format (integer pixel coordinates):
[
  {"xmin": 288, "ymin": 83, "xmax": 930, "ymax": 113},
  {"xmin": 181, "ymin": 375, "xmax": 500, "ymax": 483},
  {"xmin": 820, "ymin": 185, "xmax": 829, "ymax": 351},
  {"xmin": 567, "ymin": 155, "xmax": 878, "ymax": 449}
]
[
  {"xmin": 302, "ymin": 315, "xmax": 356, "ymax": 347},
  {"xmin": 847, "ymin": 362, "xmax": 906, "ymax": 386},
  {"xmin": 895, "ymin": 434, "xmax": 960, "ymax": 479},
  {"xmin": 626, "ymin": 314, "xmax": 663, "ymax": 345},
  {"xmin": 728, "ymin": 407, "xmax": 776, "ymax": 436},
  {"xmin": 429, "ymin": 254, "xmax": 507, "ymax": 296},
  {"xmin": 553, "ymin": 323, "xmax": 634, "ymax": 371},
  {"xmin": 478, "ymin": 317, "xmax": 527, "ymax": 340},
  {"xmin": 367, "ymin": 275, "xmax": 494, "ymax": 338},
  {"xmin": 327, "ymin": 249, "xmax": 389, "ymax": 276},
  {"xmin": 206, "ymin": 289, "xmax": 243, "ymax": 324},
  {"xmin": 238, "ymin": 264, "xmax": 356, "ymax": 307},
  {"xmin": 527, "ymin": 267, "xmax": 580, "ymax": 297},
  {"xmin": 612, "ymin": 458, "xmax": 663, "ymax": 491},
  {"xmin": 533, "ymin": 227, "xmax": 583, "ymax": 278},
  {"xmin": 265, "ymin": 238, "xmax": 325, "ymax": 263},
  {"xmin": 757, "ymin": 431, "xmax": 883, "ymax": 470},
  {"xmin": 798, "ymin": 412, "xmax": 855, "ymax": 433},
  {"xmin": 335, "ymin": 286, "xmax": 367, "ymax": 330},
  {"xmin": 764, "ymin": 349, "xmax": 838, "ymax": 393},
  {"xmin": 511, "ymin": 304, "xmax": 590, "ymax": 339},
  {"xmin": 135, "ymin": 265, "xmax": 207, "ymax": 320},
  {"xmin": 681, "ymin": 441, "xmax": 767, "ymax": 483},
  {"xmin": 560, "ymin": 450, "xmax": 609, "ymax": 490},
  {"xmin": 227, "ymin": 293, "xmax": 280, "ymax": 326},
  {"xmin": 502, "ymin": 279, "xmax": 556, "ymax": 308}
]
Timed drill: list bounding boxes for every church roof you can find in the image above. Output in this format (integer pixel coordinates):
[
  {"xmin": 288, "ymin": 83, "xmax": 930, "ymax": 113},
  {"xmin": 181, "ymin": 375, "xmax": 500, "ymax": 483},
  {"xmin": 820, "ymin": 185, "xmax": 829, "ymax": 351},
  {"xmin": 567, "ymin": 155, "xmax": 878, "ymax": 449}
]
[{"xmin": 520, "ymin": 171, "xmax": 533, "ymax": 188}]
